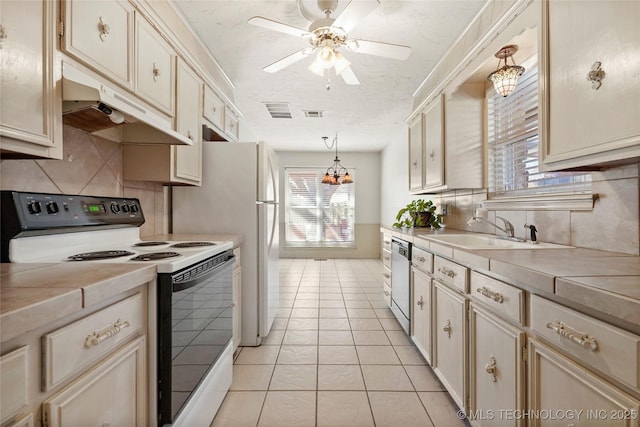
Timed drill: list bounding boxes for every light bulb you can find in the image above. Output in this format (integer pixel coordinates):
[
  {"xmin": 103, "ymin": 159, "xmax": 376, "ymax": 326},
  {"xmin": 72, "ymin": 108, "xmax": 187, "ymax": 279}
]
[{"xmin": 318, "ymin": 46, "xmax": 336, "ymax": 68}]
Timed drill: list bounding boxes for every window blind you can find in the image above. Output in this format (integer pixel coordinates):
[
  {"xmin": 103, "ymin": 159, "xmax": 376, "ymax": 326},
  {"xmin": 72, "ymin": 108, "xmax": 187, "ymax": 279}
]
[
  {"xmin": 285, "ymin": 168, "xmax": 355, "ymax": 246},
  {"xmin": 488, "ymin": 64, "xmax": 590, "ymax": 197}
]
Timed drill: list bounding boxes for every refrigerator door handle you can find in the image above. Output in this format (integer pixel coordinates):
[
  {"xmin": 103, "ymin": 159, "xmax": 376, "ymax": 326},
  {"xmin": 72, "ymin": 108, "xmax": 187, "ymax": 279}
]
[{"xmin": 256, "ymin": 200, "xmax": 279, "ymax": 205}]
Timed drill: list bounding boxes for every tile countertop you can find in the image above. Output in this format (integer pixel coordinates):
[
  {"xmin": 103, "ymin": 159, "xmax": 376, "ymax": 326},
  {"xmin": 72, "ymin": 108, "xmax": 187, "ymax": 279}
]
[
  {"xmin": 382, "ymin": 226, "xmax": 640, "ymax": 331},
  {"xmin": 0, "ymin": 263, "xmax": 156, "ymax": 343}
]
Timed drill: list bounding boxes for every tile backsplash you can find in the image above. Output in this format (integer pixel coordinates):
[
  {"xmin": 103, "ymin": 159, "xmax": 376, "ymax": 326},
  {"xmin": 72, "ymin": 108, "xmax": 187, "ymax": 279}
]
[
  {"xmin": 0, "ymin": 125, "xmax": 167, "ymax": 237},
  {"xmin": 433, "ymin": 162, "xmax": 640, "ymax": 255}
]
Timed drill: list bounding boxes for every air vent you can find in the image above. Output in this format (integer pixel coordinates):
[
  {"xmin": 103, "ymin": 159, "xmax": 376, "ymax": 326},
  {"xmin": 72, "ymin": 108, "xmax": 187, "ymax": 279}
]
[
  {"xmin": 264, "ymin": 103, "xmax": 292, "ymax": 119},
  {"xmin": 303, "ymin": 110, "xmax": 324, "ymax": 118}
]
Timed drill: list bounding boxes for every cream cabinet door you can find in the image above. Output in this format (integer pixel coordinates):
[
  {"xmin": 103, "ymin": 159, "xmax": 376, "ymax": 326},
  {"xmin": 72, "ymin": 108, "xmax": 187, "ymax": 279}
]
[
  {"xmin": 433, "ymin": 281, "xmax": 467, "ymax": 411},
  {"xmin": 0, "ymin": 0, "xmax": 62, "ymax": 159},
  {"xmin": 423, "ymin": 95, "xmax": 444, "ymax": 189},
  {"xmin": 543, "ymin": 0, "xmax": 640, "ymax": 169},
  {"xmin": 408, "ymin": 114, "xmax": 424, "ymax": 192},
  {"xmin": 175, "ymin": 59, "xmax": 202, "ymax": 183},
  {"xmin": 60, "ymin": 0, "xmax": 134, "ymax": 90},
  {"xmin": 43, "ymin": 337, "xmax": 147, "ymax": 427},
  {"xmin": 528, "ymin": 338, "xmax": 640, "ymax": 427},
  {"xmin": 135, "ymin": 15, "xmax": 175, "ymax": 116},
  {"xmin": 411, "ymin": 268, "xmax": 432, "ymax": 364},
  {"xmin": 469, "ymin": 304, "xmax": 525, "ymax": 427},
  {"xmin": 224, "ymin": 109, "xmax": 239, "ymax": 141},
  {"xmin": 203, "ymin": 85, "xmax": 225, "ymax": 131}
]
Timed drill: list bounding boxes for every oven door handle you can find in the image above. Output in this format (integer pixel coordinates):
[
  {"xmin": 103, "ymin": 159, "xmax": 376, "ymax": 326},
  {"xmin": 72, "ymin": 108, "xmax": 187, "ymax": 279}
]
[{"xmin": 172, "ymin": 255, "xmax": 235, "ymax": 293}]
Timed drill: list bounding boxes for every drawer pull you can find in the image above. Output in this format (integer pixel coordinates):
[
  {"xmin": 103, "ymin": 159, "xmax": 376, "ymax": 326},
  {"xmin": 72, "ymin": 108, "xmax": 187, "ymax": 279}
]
[
  {"xmin": 85, "ymin": 319, "xmax": 130, "ymax": 348},
  {"xmin": 485, "ymin": 356, "xmax": 497, "ymax": 382},
  {"xmin": 476, "ymin": 286, "xmax": 504, "ymax": 304},
  {"xmin": 384, "ymin": 256, "xmax": 390, "ymax": 261},
  {"xmin": 415, "ymin": 256, "xmax": 426, "ymax": 263},
  {"xmin": 383, "ymin": 272, "xmax": 390, "ymax": 279},
  {"xmin": 442, "ymin": 320, "xmax": 451, "ymax": 338},
  {"xmin": 546, "ymin": 320, "xmax": 599, "ymax": 351},
  {"xmin": 417, "ymin": 296, "xmax": 424, "ymax": 309},
  {"xmin": 384, "ymin": 240, "xmax": 391, "ymax": 245},
  {"xmin": 97, "ymin": 17, "xmax": 110, "ymax": 42},
  {"xmin": 152, "ymin": 63, "xmax": 160, "ymax": 81},
  {"xmin": 438, "ymin": 267, "xmax": 456, "ymax": 278},
  {"xmin": 383, "ymin": 290, "xmax": 390, "ymax": 296}
]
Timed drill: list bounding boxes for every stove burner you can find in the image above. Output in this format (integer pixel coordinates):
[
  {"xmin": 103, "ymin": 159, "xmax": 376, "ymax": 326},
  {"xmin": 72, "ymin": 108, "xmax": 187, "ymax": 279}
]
[
  {"xmin": 171, "ymin": 242, "xmax": 217, "ymax": 248},
  {"xmin": 68, "ymin": 250, "xmax": 135, "ymax": 261},
  {"xmin": 130, "ymin": 252, "xmax": 181, "ymax": 261},
  {"xmin": 134, "ymin": 241, "xmax": 169, "ymax": 247}
]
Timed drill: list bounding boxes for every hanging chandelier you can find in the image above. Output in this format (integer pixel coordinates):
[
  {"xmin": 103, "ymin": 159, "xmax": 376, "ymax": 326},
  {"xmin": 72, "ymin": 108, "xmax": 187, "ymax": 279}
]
[
  {"xmin": 487, "ymin": 45, "xmax": 525, "ymax": 97},
  {"xmin": 321, "ymin": 134, "xmax": 353, "ymax": 185}
]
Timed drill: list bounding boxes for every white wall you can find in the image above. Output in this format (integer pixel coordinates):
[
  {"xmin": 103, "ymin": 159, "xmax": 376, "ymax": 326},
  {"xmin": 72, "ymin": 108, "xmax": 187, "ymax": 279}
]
[{"xmin": 277, "ymin": 150, "xmax": 381, "ymax": 258}]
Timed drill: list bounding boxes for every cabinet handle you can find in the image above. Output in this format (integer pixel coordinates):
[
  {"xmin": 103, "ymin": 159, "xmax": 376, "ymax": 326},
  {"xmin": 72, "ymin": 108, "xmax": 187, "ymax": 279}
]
[
  {"xmin": 187, "ymin": 130, "xmax": 193, "ymax": 140},
  {"xmin": 383, "ymin": 272, "xmax": 390, "ymax": 278},
  {"xmin": 152, "ymin": 63, "xmax": 160, "ymax": 81},
  {"xmin": 586, "ymin": 61, "xmax": 605, "ymax": 90},
  {"xmin": 442, "ymin": 320, "xmax": 451, "ymax": 338},
  {"xmin": 476, "ymin": 286, "xmax": 504, "ymax": 304},
  {"xmin": 85, "ymin": 319, "xmax": 130, "ymax": 348},
  {"xmin": 415, "ymin": 255, "xmax": 426, "ymax": 263},
  {"xmin": 384, "ymin": 256, "xmax": 390, "ymax": 261},
  {"xmin": 383, "ymin": 290, "xmax": 390, "ymax": 296},
  {"xmin": 546, "ymin": 320, "xmax": 598, "ymax": 351},
  {"xmin": 429, "ymin": 149, "xmax": 435, "ymax": 159},
  {"xmin": 437, "ymin": 266, "xmax": 456, "ymax": 279},
  {"xmin": 485, "ymin": 356, "xmax": 497, "ymax": 382},
  {"xmin": 412, "ymin": 160, "xmax": 417, "ymax": 167},
  {"xmin": 97, "ymin": 17, "xmax": 110, "ymax": 42},
  {"xmin": 417, "ymin": 296, "xmax": 424, "ymax": 309},
  {"xmin": 383, "ymin": 240, "xmax": 391, "ymax": 245}
]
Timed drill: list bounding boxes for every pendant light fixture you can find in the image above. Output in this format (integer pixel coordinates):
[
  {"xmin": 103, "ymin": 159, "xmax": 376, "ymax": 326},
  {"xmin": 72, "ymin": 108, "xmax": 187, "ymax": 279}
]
[
  {"xmin": 321, "ymin": 134, "xmax": 353, "ymax": 185},
  {"xmin": 487, "ymin": 45, "xmax": 525, "ymax": 97}
]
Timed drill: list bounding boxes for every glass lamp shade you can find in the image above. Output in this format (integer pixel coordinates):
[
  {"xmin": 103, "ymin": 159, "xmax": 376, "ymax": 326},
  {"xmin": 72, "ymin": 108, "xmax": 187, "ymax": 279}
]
[
  {"xmin": 322, "ymin": 172, "xmax": 333, "ymax": 184},
  {"xmin": 334, "ymin": 52, "xmax": 351, "ymax": 75},
  {"xmin": 488, "ymin": 65, "xmax": 525, "ymax": 97},
  {"xmin": 309, "ymin": 56, "xmax": 326, "ymax": 77},
  {"xmin": 341, "ymin": 172, "xmax": 353, "ymax": 184}
]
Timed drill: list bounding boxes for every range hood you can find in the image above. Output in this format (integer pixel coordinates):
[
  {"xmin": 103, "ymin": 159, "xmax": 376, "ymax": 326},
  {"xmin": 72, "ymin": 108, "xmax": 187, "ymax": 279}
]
[{"xmin": 61, "ymin": 63, "xmax": 191, "ymax": 146}]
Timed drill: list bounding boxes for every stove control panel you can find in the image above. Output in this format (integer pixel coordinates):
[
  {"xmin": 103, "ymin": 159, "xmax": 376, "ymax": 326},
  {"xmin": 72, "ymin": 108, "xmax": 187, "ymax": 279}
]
[{"xmin": 1, "ymin": 191, "xmax": 145, "ymax": 232}]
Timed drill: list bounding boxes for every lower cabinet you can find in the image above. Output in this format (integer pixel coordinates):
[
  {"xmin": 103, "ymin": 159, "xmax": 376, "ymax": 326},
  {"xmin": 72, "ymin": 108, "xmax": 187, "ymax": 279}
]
[
  {"xmin": 528, "ymin": 338, "xmax": 640, "ymax": 427},
  {"xmin": 232, "ymin": 247, "xmax": 242, "ymax": 352},
  {"xmin": 43, "ymin": 336, "xmax": 147, "ymax": 427},
  {"xmin": 469, "ymin": 303, "xmax": 525, "ymax": 427},
  {"xmin": 433, "ymin": 281, "xmax": 467, "ymax": 411},
  {"xmin": 411, "ymin": 267, "xmax": 432, "ymax": 364}
]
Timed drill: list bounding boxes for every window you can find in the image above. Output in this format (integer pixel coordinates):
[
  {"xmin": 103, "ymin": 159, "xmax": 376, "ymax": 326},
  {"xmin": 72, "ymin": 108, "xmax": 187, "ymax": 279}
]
[
  {"xmin": 487, "ymin": 62, "xmax": 590, "ymax": 199},
  {"xmin": 285, "ymin": 168, "xmax": 355, "ymax": 246}
]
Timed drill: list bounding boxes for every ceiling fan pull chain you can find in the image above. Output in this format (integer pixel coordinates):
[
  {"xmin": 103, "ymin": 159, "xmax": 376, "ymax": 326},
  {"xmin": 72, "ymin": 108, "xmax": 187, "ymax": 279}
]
[{"xmin": 326, "ymin": 75, "xmax": 331, "ymax": 91}]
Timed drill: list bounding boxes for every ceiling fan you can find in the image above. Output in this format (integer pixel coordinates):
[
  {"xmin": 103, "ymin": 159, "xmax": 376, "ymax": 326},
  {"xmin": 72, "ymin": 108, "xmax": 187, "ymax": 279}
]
[{"xmin": 248, "ymin": 0, "xmax": 412, "ymax": 86}]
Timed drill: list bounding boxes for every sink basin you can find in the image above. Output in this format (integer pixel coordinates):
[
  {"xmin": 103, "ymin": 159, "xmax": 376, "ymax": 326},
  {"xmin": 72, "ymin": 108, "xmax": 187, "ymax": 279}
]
[{"xmin": 426, "ymin": 234, "xmax": 573, "ymax": 250}]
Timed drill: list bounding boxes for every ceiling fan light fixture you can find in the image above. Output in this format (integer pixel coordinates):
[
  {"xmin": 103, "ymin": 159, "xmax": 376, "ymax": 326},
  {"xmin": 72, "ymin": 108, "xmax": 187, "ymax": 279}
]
[
  {"xmin": 308, "ymin": 56, "xmax": 327, "ymax": 77},
  {"xmin": 487, "ymin": 45, "xmax": 525, "ymax": 97},
  {"xmin": 334, "ymin": 52, "xmax": 351, "ymax": 75},
  {"xmin": 318, "ymin": 44, "xmax": 336, "ymax": 68}
]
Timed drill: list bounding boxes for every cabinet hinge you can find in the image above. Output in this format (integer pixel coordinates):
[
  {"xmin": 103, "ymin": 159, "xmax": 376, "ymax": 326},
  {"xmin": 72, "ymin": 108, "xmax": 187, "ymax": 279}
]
[
  {"xmin": 521, "ymin": 344, "xmax": 528, "ymax": 363},
  {"xmin": 57, "ymin": 20, "xmax": 64, "ymax": 37}
]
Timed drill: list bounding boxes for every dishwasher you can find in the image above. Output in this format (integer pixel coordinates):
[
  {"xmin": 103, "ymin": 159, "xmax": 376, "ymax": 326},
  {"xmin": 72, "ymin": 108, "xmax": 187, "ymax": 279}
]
[{"xmin": 391, "ymin": 238, "xmax": 411, "ymax": 334}]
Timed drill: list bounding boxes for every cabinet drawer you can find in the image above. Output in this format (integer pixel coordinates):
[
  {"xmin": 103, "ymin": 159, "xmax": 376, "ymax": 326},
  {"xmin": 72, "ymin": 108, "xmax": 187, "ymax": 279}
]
[
  {"xmin": 434, "ymin": 256, "xmax": 468, "ymax": 293},
  {"xmin": 411, "ymin": 246, "xmax": 433, "ymax": 274},
  {"xmin": 42, "ymin": 293, "xmax": 144, "ymax": 391},
  {"xmin": 382, "ymin": 234, "xmax": 392, "ymax": 252},
  {"xmin": 530, "ymin": 295, "xmax": 640, "ymax": 391},
  {"xmin": 0, "ymin": 346, "xmax": 29, "ymax": 423},
  {"xmin": 203, "ymin": 85, "xmax": 225, "ymax": 131},
  {"xmin": 471, "ymin": 272, "xmax": 524, "ymax": 325},
  {"xmin": 382, "ymin": 248, "xmax": 391, "ymax": 268},
  {"xmin": 382, "ymin": 265, "xmax": 391, "ymax": 288},
  {"xmin": 383, "ymin": 283, "xmax": 392, "ymax": 307}
]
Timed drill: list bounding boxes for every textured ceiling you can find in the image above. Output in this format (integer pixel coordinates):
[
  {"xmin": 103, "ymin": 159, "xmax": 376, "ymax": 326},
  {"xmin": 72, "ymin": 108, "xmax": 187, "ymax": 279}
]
[{"xmin": 172, "ymin": 0, "xmax": 487, "ymax": 152}]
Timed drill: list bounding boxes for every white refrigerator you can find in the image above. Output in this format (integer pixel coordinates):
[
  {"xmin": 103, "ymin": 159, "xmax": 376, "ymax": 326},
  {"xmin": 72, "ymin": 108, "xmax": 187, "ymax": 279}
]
[{"xmin": 172, "ymin": 141, "xmax": 279, "ymax": 346}]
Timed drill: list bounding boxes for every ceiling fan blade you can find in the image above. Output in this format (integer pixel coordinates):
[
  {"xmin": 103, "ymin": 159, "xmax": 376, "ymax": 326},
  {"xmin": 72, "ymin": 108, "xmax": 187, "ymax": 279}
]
[
  {"xmin": 263, "ymin": 48, "xmax": 313, "ymax": 73},
  {"xmin": 339, "ymin": 66, "xmax": 360, "ymax": 85},
  {"xmin": 332, "ymin": 0, "xmax": 380, "ymax": 33},
  {"xmin": 248, "ymin": 16, "xmax": 310, "ymax": 38},
  {"xmin": 349, "ymin": 39, "xmax": 412, "ymax": 60}
]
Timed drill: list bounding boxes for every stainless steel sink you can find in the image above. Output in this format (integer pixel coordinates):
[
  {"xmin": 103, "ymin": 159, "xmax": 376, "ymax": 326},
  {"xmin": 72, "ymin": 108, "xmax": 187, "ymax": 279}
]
[{"xmin": 426, "ymin": 234, "xmax": 573, "ymax": 250}]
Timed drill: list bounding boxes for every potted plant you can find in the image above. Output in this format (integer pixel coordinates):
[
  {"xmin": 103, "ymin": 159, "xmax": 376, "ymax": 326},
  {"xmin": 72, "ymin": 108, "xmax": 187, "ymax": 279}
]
[{"xmin": 393, "ymin": 199, "xmax": 442, "ymax": 229}]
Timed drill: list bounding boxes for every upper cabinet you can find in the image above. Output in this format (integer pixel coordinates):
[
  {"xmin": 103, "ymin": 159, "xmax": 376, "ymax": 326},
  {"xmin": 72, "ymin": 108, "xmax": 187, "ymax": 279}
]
[
  {"xmin": 542, "ymin": 0, "xmax": 640, "ymax": 170},
  {"xmin": 134, "ymin": 15, "xmax": 175, "ymax": 117},
  {"xmin": 0, "ymin": 0, "xmax": 62, "ymax": 159},
  {"xmin": 60, "ymin": 0, "xmax": 134, "ymax": 90},
  {"xmin": 407, "ymin": 86, "xmax": 484, "ymax": 194}
]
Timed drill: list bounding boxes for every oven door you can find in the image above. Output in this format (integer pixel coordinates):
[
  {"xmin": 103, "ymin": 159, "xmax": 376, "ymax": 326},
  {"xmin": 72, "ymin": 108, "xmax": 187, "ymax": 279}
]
[{"xmin": 157, "ymin": 251, "xmax": 234, "ymax": 425}]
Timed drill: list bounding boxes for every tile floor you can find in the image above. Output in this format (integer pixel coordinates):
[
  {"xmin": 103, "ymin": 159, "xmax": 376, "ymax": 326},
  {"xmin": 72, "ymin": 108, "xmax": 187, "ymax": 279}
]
[{"xmin": 211, "ymin": 258, "xmax": 468, "ymax": 427}]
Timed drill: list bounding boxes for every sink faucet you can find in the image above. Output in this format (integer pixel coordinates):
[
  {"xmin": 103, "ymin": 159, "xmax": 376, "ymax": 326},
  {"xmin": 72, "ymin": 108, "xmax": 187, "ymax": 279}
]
[{"xmin": 467, "ymin": 215, "xmax": 518, "ymax": 239}]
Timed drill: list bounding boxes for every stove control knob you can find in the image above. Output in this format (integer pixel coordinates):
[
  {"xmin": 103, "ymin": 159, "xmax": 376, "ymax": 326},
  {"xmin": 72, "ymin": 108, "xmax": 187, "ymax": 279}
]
[
  {"xmin": 130, "ymin": 204, "xmax": 139, "ymax": 213},
  {"xmin": 110, "ymin": 204, "xmax": 121, "ymax": 214},
  {"xmin": 27, "ymin": 201, "xmax": 42, "ymax": 214},
  {"xmin": 46, "ymin": 201, "xmax": 60, "ymax": 214},
  {"xmin": 122, "ymin": 204, "xmax": 130, "ymax": 213}
]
